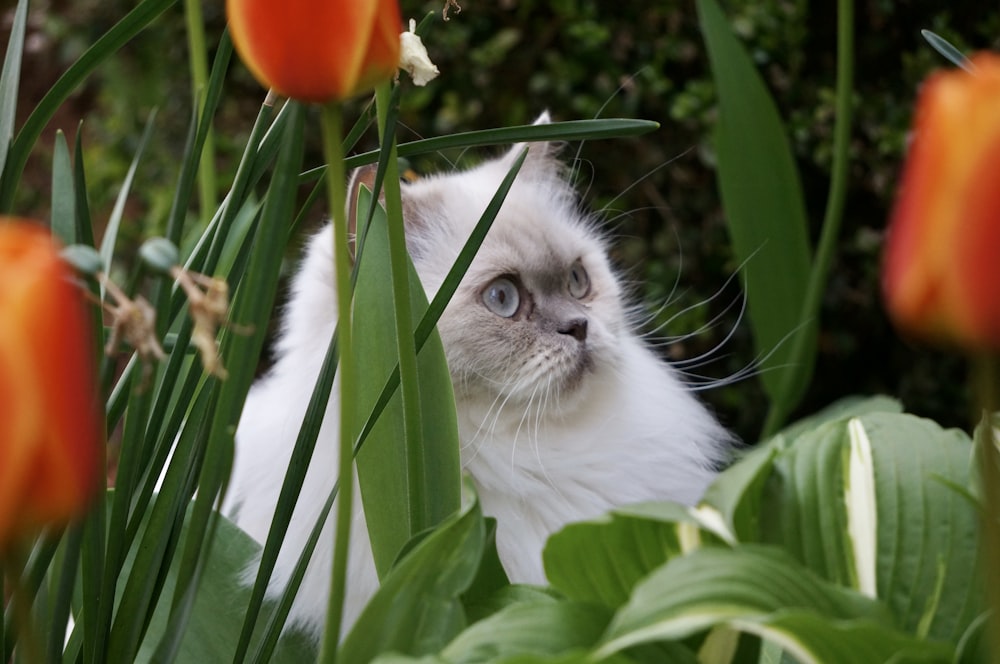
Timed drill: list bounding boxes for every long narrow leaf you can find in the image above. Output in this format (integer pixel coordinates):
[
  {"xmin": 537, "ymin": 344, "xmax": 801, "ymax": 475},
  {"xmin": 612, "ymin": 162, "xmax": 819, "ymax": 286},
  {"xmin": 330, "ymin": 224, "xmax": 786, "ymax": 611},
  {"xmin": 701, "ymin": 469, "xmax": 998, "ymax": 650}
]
[
  {"xmin": 98, "ymin": 111, "xmax": 158, "ymax": 278},
  {"xmin": 299, "ymin": 119, "xmax": 659, "ymax": 183},
  {"xmin": 696, "ymin": 0, "xmax": 813, "ymax": 414},
  {"xmin": 352, "ymin": 186, "xmax": 462, "ymax": 577},
  {"xmin": 0, "ymin": 0, "xmax": 28, "ymax": 186},
  {"xmin": 50, "ymin": 130, "xmax": 76, "ymax": 244}
]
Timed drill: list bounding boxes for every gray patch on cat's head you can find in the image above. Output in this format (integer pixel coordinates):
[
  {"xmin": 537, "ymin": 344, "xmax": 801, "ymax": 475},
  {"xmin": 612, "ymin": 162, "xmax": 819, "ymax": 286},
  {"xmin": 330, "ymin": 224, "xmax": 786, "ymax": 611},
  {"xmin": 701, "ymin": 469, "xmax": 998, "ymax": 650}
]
[{"xmin": 396, "ymin": 138, "xmax": 629, "ymax": 420}]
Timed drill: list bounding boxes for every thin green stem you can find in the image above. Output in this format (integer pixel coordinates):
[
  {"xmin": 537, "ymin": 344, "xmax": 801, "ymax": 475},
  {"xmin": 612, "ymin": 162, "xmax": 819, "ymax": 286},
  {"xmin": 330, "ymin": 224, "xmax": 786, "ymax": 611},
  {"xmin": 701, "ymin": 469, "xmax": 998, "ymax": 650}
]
[
  {"xmin": 761, "ymin": 0, "xmax": 854, "ymax": 438},
  {"xmin": 374, "ymin": 81, "xmax": 426, "ymax": 535},
  {"xmin": 318, "ymin": 102, "xmax": 354, "ymax": 662},
  {"xmin": 974, "ymin": 355, "xmax": 1000, "ymax": 663},
  {"xmin": 183, "ymin": 0, "xmax": 216, "ymax": 222}
]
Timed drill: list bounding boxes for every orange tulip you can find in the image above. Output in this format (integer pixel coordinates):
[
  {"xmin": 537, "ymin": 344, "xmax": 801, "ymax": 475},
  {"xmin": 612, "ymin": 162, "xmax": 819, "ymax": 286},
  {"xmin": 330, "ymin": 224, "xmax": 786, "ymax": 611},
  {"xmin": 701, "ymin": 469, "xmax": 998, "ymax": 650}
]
[
  {"xmin": 0, "ymin": 221, "xmax": 100, "ymax": 547},
  {"xmin": 883, "ymin": 52, "xmax": 1000, "ymax": 350},
  {"xmin": 227, "ymin": 0, "xmax": 403, "ymax": 104}
]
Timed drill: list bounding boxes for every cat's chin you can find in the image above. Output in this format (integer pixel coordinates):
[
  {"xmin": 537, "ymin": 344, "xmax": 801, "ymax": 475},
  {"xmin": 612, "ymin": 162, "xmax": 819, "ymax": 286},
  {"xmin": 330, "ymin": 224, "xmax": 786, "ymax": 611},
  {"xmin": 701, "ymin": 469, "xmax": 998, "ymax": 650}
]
[{"xmin": 456, "ymin": 350, "xmax": 601, "ymax": 429}]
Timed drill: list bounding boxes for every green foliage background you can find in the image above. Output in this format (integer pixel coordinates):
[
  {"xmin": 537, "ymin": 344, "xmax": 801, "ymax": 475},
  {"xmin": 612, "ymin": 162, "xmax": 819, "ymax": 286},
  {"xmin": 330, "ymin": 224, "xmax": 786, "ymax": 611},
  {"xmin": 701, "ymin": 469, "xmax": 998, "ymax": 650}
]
[{"xmin": 8, "ymin": 0, "xmax": 999, "ymax": 441}]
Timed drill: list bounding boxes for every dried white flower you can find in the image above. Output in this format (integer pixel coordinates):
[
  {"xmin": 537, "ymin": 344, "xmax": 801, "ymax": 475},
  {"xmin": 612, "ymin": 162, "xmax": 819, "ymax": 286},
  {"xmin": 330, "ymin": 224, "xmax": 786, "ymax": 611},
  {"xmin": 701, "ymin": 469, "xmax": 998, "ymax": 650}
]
[{"xmin": 399, "ymin": 19, "xmax": 440, "ymax": 86}]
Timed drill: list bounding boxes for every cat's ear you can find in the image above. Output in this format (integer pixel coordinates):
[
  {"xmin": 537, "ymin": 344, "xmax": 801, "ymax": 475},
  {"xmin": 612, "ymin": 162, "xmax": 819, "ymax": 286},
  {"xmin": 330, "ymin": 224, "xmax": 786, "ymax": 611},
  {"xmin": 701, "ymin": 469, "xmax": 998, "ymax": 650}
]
[
  {"xmin": 499, "ymin": 111, "xmax": 563, "ymax": 177},
  {"xmin": 346, "ymin": 164, "xmax": 429, "ymax": 260}
]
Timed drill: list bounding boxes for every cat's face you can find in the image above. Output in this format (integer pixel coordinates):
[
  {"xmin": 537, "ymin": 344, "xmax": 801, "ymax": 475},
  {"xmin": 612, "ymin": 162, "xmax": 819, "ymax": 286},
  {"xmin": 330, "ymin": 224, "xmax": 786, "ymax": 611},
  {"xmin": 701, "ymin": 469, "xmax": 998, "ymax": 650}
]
[{"xmin": 397, "ymin": 141, "xmax": 628, "ymax": 419}]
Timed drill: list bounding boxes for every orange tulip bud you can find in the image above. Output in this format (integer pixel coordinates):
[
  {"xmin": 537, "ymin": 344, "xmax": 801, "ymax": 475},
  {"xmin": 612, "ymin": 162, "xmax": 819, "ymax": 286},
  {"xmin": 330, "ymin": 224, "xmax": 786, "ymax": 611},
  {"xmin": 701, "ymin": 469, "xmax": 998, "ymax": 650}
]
[
  {"xmin": 227, "ymin": 0, "xmax": 403, "ymax": 104},
  {"xmin": 0, "ymin": 221, "xmax": 100, "ymax": 547},
  {"xmin": 883, "ymin": 53, "xmax": 1000, "ymax": 350}
]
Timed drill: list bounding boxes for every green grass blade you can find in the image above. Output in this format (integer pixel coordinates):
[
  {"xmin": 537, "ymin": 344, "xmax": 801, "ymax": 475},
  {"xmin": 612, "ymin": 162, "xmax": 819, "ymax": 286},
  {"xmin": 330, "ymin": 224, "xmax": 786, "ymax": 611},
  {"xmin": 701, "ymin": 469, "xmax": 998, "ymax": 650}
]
[
  {"xmin": 73, "ymin": 127, "xmax": 96, "ymax": 249},
  {"xmin": 47, "ymin": 525, "xmax": 83, "ymax": 662},
  {"xmin": 0, "ymin": 0, "xmax": 177, "ymax": 211},
  {"xmin": 50, "ymin": 130, "xmax": 75, "ymax": 244},
  {"xmin": 105, "ymin": 378, "xmax": 215, "ymax": 663},
  {"xmin": 299, "ymin": 118, "xmax": 659, "ymax": 182},
  {"xmin": 0, "ymin": 0, "xmax": 28, "ymax": 187},
  {"xmin": 696, "ymin": 0, "xmax": 813, "ymax": 420},
  {"xmin": 98, "ymin": 110, "xmax": 157, "ymax": 278}
]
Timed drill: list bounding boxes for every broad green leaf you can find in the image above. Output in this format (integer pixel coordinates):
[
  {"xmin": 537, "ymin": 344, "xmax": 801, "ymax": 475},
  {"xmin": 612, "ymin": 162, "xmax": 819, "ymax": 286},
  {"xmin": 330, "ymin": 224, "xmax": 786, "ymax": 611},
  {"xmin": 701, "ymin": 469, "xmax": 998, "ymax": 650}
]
[
  {"xmin": 595, "ymin": 545, "xmax": 945, "ymax": 663},
  {"xmin": 771, "ymin": 395, "xmax": 902, "ymax": 444},
  {"xmin": 758, "ymin": 412, "xmax": 981, "ymax": 644},
  {"xmin": 699, "ymin": 443, "xmax": 777, "ymax": 543},
  {"xmin": 862, "ymin": 414, "xmax": 980, "ymax": 643},
  {"xmin": 352, "ymin": 186, "xmax": 462, "ymax": 578},
  {"xmin": 440, "ymin": 601, "xmax": 611, "ymax": 663},
  {"xmin": 339, "ymin": 484, "xmax": 486, "ymax": 662},
  {"xmin": 50, "ymin": 131, "xmax": 76, "ymax": 244},
  {"xmin": 0, "ymin": 0, "xmax": 27, "ymax": 185},
  {"xmin": 696, "ymin": 0, "xmax": 813, "ymax": 413},
  {"xmin": 543, "ymin": 502, "xmax": 723, "ymax": 609},
  {"xmin": 759, "ymin": 419, "xmax": 857, "ymax": 589},
  {"xmin": 135, "ymin": 508, "xmax": 315, "ymax": 663}
]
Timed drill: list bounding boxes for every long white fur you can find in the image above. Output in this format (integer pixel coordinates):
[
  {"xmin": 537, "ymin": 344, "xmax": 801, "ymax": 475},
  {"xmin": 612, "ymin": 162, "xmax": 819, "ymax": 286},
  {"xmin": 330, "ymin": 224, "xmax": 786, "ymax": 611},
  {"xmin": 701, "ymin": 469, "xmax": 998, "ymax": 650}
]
[{"xmin": 224, "ymin": 116, "xmax": 732, "ymax": 639}]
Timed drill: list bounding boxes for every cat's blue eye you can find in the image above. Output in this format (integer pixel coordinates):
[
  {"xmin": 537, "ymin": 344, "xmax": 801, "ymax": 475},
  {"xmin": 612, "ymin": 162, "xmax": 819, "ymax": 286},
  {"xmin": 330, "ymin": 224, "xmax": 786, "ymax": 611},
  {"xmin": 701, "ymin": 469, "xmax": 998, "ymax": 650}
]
[
  {"xmin": 568, "ymin": 261, "xmax": 590, "ymax": 299},
  {"xmin": 483, "ymin": 278, "xmax": 520, "ymax": 318}
]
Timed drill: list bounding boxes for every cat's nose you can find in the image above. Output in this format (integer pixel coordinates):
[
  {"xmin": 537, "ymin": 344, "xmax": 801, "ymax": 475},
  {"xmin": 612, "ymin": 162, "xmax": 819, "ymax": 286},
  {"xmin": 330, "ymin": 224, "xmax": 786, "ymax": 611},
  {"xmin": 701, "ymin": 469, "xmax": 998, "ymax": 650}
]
[{"xmin": 558, "ymin": 318, "xmax": 588, "ymax": 342}]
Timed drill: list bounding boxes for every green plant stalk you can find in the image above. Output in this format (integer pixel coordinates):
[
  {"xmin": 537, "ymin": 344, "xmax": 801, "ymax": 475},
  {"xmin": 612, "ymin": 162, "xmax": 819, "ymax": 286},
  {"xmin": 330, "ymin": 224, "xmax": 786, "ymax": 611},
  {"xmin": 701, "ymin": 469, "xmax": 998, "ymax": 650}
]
[
  {"xmin": 374, "ymin": 81, "xmax": 427, "ymax": 535},
  {"xmin": 975, "ymin": 355, "xmax": 1000, "ymax": 661},
  {"xmin": 761, "ymin": 0, "xmax": 854, "ymax": 438},
  {"xmin": 318, "ymin": 102, "xmax": 356, "ymax": 661},
  {"xmin": 183, "ymin": 0, "xmax": 217, "ymax": 222}
]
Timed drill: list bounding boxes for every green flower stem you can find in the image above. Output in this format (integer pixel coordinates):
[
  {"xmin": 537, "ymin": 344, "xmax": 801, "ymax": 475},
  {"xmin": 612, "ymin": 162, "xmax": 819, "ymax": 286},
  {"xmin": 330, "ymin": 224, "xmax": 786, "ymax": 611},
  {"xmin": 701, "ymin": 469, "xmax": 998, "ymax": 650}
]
[
  {"xmin": 374, "ymin": 81, "xmax": 427, "ymax": 535},
  {"xmin": 762, "ymin": 0, "xmax": 854, "ymax": 438},
  {"xmin": 318, "ymin": 102, "xmax": 355, "ymax": 662},
  {"xmin": 183, "ymin": 0, "xmax": 217, "ymax": 222},
  {"xmin": 975, "ymin": 354, "xmax": 1000, "ymax": 660}
]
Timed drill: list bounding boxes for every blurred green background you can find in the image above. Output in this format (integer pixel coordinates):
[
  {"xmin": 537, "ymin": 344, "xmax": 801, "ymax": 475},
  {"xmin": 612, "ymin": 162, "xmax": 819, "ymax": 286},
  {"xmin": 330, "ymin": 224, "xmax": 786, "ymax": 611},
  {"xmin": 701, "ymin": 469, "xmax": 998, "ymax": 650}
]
[{"xmin": 6, "ymin": 0, "xmax": 998, "ymax": 442}]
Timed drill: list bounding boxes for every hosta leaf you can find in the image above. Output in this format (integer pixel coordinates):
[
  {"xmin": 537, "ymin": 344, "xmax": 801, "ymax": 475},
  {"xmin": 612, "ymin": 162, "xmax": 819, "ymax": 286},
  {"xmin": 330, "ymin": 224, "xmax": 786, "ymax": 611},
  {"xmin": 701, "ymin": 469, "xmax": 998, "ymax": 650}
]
[
  {"xmin": 338, "ymin": 483, "xmax": 486, "ymax": 662},
  {"xmin": 133, "ymin": 506, "xmax": 315, "ymax": 663},
  {"xmin": 758, "ymin": 412, "xmax": 981, "ymax": 644},
  {"xmin": 595, "ymin": 545, "xmax": 946, "ymax": 663},
  {"xmin": 543, "ymin": 502, "xmax": 725, "ymax": 609}
]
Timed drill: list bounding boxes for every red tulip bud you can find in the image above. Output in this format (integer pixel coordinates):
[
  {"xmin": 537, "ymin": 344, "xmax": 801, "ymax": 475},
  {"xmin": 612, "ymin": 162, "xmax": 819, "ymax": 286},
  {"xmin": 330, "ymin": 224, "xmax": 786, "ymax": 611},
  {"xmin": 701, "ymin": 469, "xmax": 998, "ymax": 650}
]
[
  {"xmin": 0, "ymin": 221, "xmax": 100, "ymax": 547},
  {"xmin": 883, "ymin": 53, "xmax": 1000, "ymax": 350},
  {"xmin": 227, "ymin": 0, "xmax": 403, "ymax": 104}
]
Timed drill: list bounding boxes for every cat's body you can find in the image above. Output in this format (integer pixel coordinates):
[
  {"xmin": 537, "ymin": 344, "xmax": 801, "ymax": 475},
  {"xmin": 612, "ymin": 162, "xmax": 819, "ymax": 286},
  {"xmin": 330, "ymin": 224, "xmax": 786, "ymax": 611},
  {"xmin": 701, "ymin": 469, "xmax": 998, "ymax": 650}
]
[{"xmin": 225, "ymin": 120, "xmax": 732, "ymax": 638}]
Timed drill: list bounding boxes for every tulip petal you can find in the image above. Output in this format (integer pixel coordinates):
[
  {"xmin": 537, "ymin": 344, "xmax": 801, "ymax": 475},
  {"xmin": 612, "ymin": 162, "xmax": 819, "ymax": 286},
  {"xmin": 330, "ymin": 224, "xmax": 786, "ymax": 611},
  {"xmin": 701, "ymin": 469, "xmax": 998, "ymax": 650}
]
[
  {"xmin": 884, "ymin": 53, "xmax": 1000, "ymax": 349},
  {"xmin": 227, "ymin": 0, "xmax": 400, "ymax": 103},
  {"xmin": 0, "ymin": 221, "xmax": 99, "ymax": 545}
]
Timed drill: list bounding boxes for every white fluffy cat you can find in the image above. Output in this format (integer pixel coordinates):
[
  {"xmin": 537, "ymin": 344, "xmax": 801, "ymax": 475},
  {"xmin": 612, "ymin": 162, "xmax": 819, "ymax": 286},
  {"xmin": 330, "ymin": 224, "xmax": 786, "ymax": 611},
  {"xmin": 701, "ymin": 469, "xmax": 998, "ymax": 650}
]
[{"xmin": 225, "ymin": 115, "xmax": 733, "ymax": 639}]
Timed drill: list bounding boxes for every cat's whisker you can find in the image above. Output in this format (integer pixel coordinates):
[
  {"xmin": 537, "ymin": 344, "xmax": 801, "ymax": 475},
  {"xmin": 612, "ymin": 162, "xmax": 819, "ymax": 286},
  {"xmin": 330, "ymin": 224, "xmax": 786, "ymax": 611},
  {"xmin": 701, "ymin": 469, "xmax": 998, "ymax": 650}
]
[
  {"xmin": 596, "ymin": 148, "xmax": 694, "ymax": 218},
  {"xmin": 571, "ymin": 65, "xmax": 650, "ymax": 187},
  {"xmin": 661, "ymin": 292, "xmax": 747, "ymax": 366}
]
